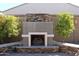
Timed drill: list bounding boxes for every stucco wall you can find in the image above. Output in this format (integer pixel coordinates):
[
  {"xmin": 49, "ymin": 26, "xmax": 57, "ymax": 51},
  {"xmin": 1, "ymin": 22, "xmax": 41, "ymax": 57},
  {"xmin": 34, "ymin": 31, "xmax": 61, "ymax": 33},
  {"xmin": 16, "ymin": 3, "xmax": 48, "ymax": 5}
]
[
  {"xmin": 22, "ymin": 22, "xmax": 53, "ymax": 34},
  {"xmin": 22, "ymin": 37, "xmax": 28, "ymax": 46},
  {"xmin": 47, "ymin": 37, "xmax": 57, "ymax": 46}
]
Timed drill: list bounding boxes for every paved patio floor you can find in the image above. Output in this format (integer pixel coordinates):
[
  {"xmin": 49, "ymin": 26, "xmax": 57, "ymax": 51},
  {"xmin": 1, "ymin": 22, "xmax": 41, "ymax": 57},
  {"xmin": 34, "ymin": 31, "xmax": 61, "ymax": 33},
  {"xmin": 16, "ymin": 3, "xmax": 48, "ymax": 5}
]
[{"xmin": 0, "ymin": 52, "xmax": 73, "ymax": 56}]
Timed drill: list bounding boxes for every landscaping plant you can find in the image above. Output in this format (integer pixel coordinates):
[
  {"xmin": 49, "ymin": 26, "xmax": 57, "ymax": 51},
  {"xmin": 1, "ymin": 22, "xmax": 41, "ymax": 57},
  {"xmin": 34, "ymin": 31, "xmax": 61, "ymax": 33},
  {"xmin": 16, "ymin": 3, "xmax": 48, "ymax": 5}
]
[
  {"xmin": 5, "ymin": 15, "xmax": 21, "ymax": 37},
  {"xmin": 0, "ymin": 14, "xmax": 21, "ymax": 43},
  {"xmin": 55, "ymin": 12, "xmax": 75, "ymax": 38},
  {"xmin": 0, "ymin": 15, "xmax": 6, "ymax": 43}
]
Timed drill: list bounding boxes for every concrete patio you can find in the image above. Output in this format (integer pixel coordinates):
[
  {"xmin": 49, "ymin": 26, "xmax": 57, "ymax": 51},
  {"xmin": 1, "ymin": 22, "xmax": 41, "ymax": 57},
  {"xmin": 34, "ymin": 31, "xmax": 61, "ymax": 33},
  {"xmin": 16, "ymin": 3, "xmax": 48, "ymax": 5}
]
[{"xmin": 0, "ymin": 52, "xmax": 73, "ymax": 56}]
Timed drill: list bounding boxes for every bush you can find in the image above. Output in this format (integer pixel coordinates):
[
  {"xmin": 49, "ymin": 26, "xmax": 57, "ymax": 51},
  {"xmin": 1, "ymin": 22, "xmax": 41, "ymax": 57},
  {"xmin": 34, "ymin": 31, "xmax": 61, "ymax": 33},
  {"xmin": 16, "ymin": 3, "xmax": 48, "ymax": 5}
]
[
  {"xmin": 55, "ymin": 12, "xmax": 75, "ymax": 38},
  {"xmin": 0, "ymin": 15, "xmax": 21, "ymax": 43},
  {"xmin": 5, "ymin": 15, "xmax": 21, "ymax": 37},
  {"xmin": 0, "ymin": 15, "xmax": 7, "ymax": 43}
]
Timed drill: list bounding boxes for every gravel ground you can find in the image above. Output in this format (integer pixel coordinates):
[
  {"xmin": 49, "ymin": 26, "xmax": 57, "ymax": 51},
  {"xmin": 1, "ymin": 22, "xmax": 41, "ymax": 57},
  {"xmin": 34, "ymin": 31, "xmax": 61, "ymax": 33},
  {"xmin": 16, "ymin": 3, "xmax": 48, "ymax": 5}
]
[{"xmin": 0, "ymin": 52, "xmax": 73, "ymax": 56}]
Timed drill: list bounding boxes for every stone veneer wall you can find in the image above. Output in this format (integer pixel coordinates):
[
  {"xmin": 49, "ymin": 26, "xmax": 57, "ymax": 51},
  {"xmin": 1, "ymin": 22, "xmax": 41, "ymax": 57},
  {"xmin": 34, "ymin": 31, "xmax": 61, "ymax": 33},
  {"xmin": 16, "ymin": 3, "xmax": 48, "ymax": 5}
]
[
  {"xmin": 25, "ymin": 14, "xmax": 53, "ymax": 22},
  {"xmin": 16, "ymin": 47, "xmax": 59, "ymax": 53},
  {"xmin": 16, "ymin": 43, "xmax": 79, "ymax": 55},
  {"xmin": 0, "ymin": 42, "xmax": 79, "ymax": 56},
  {"xmin": 59, "ymin": 46, "xmax": 78, "ymax": 55},
  {"xmin": 59, "ymin": 43, "xmax": 79, "ymax": 56}
]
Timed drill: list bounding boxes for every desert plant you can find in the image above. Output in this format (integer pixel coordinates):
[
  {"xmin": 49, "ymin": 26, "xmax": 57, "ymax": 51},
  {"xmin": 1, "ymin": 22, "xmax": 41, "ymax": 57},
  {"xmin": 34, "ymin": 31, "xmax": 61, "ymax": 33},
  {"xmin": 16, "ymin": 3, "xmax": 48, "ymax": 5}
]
[{"xmin": 55, "ymin": 12, "xmax": 75, "ymax": 38}]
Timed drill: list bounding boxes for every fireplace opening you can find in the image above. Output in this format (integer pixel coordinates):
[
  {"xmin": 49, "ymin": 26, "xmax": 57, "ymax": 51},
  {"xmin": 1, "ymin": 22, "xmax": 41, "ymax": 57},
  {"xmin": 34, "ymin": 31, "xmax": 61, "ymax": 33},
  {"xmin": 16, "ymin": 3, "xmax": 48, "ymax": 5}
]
[{"xmin": 31, "ymin": 35, "xmax": 45, "ymax": 46}]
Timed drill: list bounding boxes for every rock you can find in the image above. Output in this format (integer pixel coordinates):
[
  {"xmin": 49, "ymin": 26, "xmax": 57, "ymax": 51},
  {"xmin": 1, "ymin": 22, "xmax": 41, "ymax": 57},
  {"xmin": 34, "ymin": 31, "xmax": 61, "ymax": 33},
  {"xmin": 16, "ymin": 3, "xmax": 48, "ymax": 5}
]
[
  {"xmin": 59, "ymin": 45, "xmax": 79, "ymax": 56},
  {"xmin": 16, "ymin": 47, "xmax": 59, "ymax": 53}
]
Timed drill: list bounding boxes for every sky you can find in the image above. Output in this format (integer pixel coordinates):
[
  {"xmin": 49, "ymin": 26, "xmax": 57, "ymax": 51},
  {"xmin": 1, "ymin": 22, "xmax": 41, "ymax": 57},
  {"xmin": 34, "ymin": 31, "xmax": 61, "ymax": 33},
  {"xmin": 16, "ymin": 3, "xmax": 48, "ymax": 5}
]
[
  {"xmin": 0, "ymin": 3, "xmax": 23, "ymax": 11},
  {"xmin": 0, "ymin": 0, "xmax": 79, "ymax": 11}
]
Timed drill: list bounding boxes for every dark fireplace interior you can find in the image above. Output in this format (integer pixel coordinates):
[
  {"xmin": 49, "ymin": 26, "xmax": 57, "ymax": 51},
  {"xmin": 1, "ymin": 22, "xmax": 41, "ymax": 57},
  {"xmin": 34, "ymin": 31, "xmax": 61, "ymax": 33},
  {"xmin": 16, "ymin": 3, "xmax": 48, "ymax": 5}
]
[{"xmin": 31, "ymin": 35, "xmax": 45, "ymax": 46}]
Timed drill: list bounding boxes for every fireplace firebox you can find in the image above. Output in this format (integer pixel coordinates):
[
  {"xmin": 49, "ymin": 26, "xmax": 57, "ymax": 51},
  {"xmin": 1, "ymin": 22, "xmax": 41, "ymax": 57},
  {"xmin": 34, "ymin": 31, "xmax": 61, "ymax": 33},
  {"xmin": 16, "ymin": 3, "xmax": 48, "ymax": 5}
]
[
  {"xmin": 29, "ymin": 32, "xmax": 47, "ymax": 47},
  {"xmin": 31, "ymin": 35, "xmax": 45, "ymax": 46}
]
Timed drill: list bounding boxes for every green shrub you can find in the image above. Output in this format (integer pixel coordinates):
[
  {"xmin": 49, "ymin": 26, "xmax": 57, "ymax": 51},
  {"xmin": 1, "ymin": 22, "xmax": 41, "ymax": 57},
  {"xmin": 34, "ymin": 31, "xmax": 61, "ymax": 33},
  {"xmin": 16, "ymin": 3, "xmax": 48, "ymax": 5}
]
[
  {"xmin": 55, "ymin": 12, "xmax": 75, "ymax": 38},
  {"xmin": 5, "ymin": 15, "xmax": 21, "ymax": 37},
  {"xmin": 0, "ymin": 15, "xmax": 7, "ymax": 43},
  {"xmin": 0, "ymin": 15, "xmax": 21, "ymax": 43}
]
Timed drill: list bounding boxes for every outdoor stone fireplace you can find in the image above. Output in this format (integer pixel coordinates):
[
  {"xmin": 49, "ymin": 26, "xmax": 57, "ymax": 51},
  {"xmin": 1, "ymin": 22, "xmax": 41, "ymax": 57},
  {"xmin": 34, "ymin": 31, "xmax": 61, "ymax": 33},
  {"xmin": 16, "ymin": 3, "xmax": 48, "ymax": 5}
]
[
  {"xmin": 22, "ymin": 22, "xmax": 54, "ymax": 47},
  {"xmin": 22, "ymin": 14, "xmax": 54, "ymax": 47}
]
